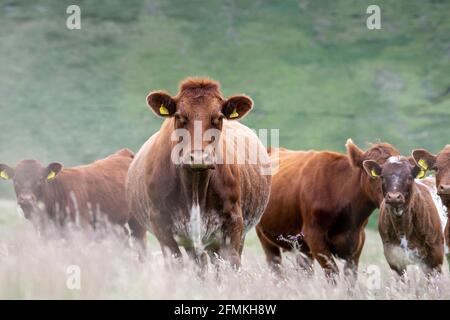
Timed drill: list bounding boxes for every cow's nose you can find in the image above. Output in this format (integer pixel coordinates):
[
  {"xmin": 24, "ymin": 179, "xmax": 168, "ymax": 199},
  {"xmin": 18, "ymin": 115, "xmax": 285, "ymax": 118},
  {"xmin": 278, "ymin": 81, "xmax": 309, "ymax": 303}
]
[
  {"xmin": 438, "ymin": 184, "xmax": 450, "ymax": 195},
  {"xmin": 18, "ymin": 194, "xmax": 36, "ymax": 205},
  {"xmin": 386, "ymin": 192, "xmax": 404, "ymax": 204},
  {"xmin": 186, "ymin": 150, "xmax": 215, "ymax": 170}
]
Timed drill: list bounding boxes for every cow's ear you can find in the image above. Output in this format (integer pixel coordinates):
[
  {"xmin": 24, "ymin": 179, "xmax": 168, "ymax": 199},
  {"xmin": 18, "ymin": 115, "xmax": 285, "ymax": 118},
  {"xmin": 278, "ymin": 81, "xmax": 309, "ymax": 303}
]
[
  {"xmin": 346, "ymin": 139, "xmax": 365, "ymax": 167},
  {"xmin": 146, "ymin": 91, "xmax": 177, "ymax": 118},
  {"xmin": 0, "ymin": 164, "xmax": 14, "ymax": 180},
  {"xmin": 363, "ymin": 160, "xmax": 382, "ymax": 178},
  {"xmin": 222, "ymin": 95, "xmax": 253, "ymax": 120},
  {"xmin": 44, "ymin": 162, "xmax": 63, "ymax": 181},
  {"xmin": 412, "ymin": 149, "xmax": 437, "ymax": 171},
  {"xmin": 412, "ymin": 165, "xmax": 426, "ymax": 179}
]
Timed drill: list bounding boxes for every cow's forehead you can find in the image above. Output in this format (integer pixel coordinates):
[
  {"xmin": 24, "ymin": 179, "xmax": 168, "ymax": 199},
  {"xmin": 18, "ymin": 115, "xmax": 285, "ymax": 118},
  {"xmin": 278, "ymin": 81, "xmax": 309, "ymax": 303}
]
[
  {"xmin": 14, "ymin": 160, "xmax": 44, "ymax": 178},
  {"xmin": 383, "ymin": 157, "xmax": 411, "ymax": 173},
  {"xmin": 178, "ymin": 94, "xmax": 223, "ymax": 114},
  {"xmin": 387, "ymin": 156, "xmax": 402, "ymax": 164}
]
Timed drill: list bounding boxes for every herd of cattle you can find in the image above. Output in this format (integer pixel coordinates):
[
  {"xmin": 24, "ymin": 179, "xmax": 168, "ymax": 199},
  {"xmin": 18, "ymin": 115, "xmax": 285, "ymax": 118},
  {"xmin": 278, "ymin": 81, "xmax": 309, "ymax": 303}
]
[{"xmin": 0, "ymin": 77, "xmax": 449, "ymax": 280}]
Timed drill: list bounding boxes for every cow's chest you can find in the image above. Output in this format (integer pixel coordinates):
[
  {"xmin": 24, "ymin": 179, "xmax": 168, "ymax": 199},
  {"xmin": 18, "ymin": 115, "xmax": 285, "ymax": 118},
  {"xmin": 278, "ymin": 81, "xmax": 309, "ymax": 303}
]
[
  {"xmin": 384, "ymin": 236, "xmax": 423, "ymax": 268},
  {"xmin": 172, "ymin": 205, "xmax": 224, "ymax": 250}
]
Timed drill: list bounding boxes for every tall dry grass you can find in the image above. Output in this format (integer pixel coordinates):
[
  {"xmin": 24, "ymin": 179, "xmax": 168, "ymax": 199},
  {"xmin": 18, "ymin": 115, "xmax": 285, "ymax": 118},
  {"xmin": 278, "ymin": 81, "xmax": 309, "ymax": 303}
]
[{"xmin": 0, "ymin": 199, "xmax": 449, "ymax": 299}]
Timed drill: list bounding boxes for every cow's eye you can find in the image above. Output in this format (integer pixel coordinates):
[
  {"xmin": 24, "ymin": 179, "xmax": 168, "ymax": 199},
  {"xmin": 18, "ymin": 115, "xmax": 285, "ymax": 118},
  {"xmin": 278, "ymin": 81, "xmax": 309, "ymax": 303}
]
[
  {"xmin": 175, "ymin": 114, "xmax": 188, "ymax": 127},
  {"xmin": 211, "ymin": 115, "xmax": 224, "ymax": 127}
]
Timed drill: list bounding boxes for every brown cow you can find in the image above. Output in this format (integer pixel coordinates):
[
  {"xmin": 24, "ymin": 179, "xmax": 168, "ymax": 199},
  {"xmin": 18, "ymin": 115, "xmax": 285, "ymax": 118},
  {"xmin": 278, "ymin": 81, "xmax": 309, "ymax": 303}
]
[
  {"xmin": 412, "ymin": 146, "xmax": 450, "ymax": 265},
  {"xmin": 256, "ymin": 139, "xmax": 399, "ymax": 279},
  {"xmin": 363, "ymin": 156, "xmax": 445, "ymax": 276},
  {"xmin": 126, "ymin": 78, "xmax": 271, "ymax": 268},
  {"xmin": 0, "ymin": 149, "xmax": 146, "ymax": 248}
]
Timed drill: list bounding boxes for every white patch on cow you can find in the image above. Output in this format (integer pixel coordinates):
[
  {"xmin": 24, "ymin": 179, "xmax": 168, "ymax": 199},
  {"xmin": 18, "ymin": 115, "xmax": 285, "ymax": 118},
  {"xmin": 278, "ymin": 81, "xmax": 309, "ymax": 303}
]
[
  {"xmin": 415, "ymin": 179, "xmax": 448, "ymax": 234},
  {"xmin": 189, "ymin": 202, "xmax": 204, "ymax": 255},
  {"xmin": 387, "ymin": 156, "xmax": 402, "ymax": 163},
  {"xmin": 416, "ymin": 179, "xmax": 449, "ymax": 254},
  {"xmin": 400, "ymin": 235, "xmax": 409, "ymax": 251},
  {"xmin": 385, "ymin": 237, "xmax": 421, "ymax": 270}
]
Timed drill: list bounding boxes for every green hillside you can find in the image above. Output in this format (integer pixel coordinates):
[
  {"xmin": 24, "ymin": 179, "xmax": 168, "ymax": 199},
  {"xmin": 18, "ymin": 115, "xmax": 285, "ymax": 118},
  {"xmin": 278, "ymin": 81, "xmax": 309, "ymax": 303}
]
[{"xmin": 1, "ymin": 0, "xmax": 449, "ymax": 228}]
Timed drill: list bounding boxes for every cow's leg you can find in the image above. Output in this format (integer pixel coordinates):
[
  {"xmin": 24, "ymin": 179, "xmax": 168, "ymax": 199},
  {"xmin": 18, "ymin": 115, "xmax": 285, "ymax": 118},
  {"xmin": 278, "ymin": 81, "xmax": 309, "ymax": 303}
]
[
  {"xmin": 185, "ymin": 247, "xmax": 208, "ymax": 271},
  {"xmin": 343, "ymin": 229, "xmax": 365, "ymax": 285},
  {"xmin": 256, "ymin": 226, "xmax": 282, "ymax": 273},
  {"xmin": 128, "ymin": 216, "xmax": 147, "ymax": 249},
  {"xmin": 239, "ymin": 235, "xmax": 246, "ymax": 256},
  {"xmin": 151, "ymin": 217, "xmax": 182, "ymax": 261},
  {"xmin": 447, "ymin": 254, "xmax": 450, "ymax": 272},
  {"xmin": 383, "ymin": 245, "xmax": 406, "ymax": 277},
  {"xmin": 296, "ymin": 247, "xmax": 314, "ymax": 275},
  {"xmin": 422, "ymin": 248, "xmax": 443, "ymax": 278},
  {"xmin": 303, "ymin": 226, "xmax": 338, "ymax": 281},
  {"xmin": 220, "ymin": 207, "xmax": 244, "ymax": 269},
  {"xmin": 128, "ymin": 216, "xmax": 147, "ymax": 260}
]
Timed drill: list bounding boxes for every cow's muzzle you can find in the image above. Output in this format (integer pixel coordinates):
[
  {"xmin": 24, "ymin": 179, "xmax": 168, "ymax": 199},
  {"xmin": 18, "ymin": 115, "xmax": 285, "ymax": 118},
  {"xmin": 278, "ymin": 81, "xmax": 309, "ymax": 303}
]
[
  {"xmin": 18, "ymin": 193, "xmax": 36, "ymax": 207},
  {"xmin": 437, "ymin": 184, "xmax": 450, "ymax": 206},
  {"xmin": 385, "ymin": 192, "xmax": 405, "ymax": 217},
  {"xmin": 183, "ymin": 150, "xmax": 215, "ymax": 171},
  {"xmin": 438, "ymin": 184, "xmax": 450, "ymax": 196}
]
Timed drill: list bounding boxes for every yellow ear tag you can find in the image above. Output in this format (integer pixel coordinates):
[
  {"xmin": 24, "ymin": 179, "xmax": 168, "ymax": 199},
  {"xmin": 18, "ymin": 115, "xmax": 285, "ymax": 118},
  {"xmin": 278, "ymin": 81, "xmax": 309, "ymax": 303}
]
[
  {"xmin": 416, "ymin": 169, "xmax": 426, "ymax": 179},
  {"xmin": 159, "ymin": 104, "xmax": 169, "ymax": 115},
  {"xmin": 0, "ymin": 171, "xmax": 9, "ymax": 180},
  {"xmin": 47, "ymin": 171, "xmax": 56, "ymax": 181},
  {"xmin": 371, "ymin": 169, "xmax": 379, "ymax": 178},
  {"xmin": 230, "ymin": 108, "xmax": 239, "ymax": 119},
  {"xmin": 418, "ymin": 159, "xmax": 428, "ymax": 170}
]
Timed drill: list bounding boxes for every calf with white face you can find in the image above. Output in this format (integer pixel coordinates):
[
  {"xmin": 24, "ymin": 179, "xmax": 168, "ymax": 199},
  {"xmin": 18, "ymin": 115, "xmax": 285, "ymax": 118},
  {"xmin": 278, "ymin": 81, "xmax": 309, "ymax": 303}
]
[{"xmin": 363, "ymin": 156, "xmax": 444, "ymax": 276}]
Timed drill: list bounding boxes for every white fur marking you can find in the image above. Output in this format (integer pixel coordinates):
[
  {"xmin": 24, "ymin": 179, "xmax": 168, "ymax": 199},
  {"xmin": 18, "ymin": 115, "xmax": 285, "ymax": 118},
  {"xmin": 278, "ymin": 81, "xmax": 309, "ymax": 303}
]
[
  {"xmin": 400, "ymin": 235, "xmax": 408, "ymax": 251},
  {"xmin": 387, "ymin": 156, "xmax": 402, "ymax": 164},
  {"xmin": 415, "ymin": 179, "xmax": 448, "ymax": 233},
  {"xmin": 189, "ymin": 202, "xmax": 204, "ymax": 255}
]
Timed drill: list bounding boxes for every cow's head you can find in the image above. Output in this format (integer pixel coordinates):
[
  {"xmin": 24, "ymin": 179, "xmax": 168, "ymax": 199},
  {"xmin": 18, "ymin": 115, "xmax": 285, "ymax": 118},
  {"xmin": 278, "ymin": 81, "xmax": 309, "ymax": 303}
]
[
  {"xmin": 362, "ymin": 156, "xmax": 425, "ymax": 217},
  {"xmin": 146, "ymin": 78, "xmax": 253, "ymax": 171},
  {"xmin": 0, "ymin": 160, "xmax": 63, "ymax": 218},
  {"xmin": 412, "ymin": 146, "xmax": 450, "ymax": 207},
  {"xmin": 346, "ymin": 139, "xmax": 401, "ymax": 206}
]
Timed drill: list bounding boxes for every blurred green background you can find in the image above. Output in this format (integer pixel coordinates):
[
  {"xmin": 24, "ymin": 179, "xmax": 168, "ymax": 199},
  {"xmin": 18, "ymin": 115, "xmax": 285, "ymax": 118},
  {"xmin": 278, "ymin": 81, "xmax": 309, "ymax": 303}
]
[{"xmin": 0, "ymin": 0, "xmax": 449, "ymax": 228}]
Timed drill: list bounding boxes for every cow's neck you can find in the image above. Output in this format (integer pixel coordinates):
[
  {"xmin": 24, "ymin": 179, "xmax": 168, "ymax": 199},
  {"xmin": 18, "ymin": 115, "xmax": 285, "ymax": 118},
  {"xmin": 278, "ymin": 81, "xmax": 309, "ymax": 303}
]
[
  {"xmin": 40, "ymin": 177, "xmax": 70, "ymax": 223},
  {"xmin": 344, "ymin": 169, "xmax": 378, "ymax": 224},
  {"xmin": 179, "ymin": 169, "xmax": 212, "ymax": 209}
]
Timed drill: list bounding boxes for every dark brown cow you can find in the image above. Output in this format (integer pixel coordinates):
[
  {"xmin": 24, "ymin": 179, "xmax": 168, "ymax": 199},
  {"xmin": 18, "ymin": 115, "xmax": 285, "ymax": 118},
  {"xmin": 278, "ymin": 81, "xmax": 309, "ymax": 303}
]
[
  {"xmin": 412, "ymin": 146, "xmax": 450, "ymax": 265},
  {"xmin": 0, "ymin": 149, "xmax": 146, "ymax": 248},
  {"xmin": 363, "ymin": 156, "xmax": 445, "ymax": 275},
  {"xmin": 256, "ymin": 139, "xmax": 400, "ymax": 279},
  {"xmin": 126, "ymin": 78, "xmax": 271, "ymax": 268}
]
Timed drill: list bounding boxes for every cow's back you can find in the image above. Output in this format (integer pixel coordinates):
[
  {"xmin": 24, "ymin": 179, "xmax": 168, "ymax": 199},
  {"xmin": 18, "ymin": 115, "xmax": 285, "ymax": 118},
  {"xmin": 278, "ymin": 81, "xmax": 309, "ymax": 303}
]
[
  {"xmin": 58, "ymin": 149, "xmax": 134, "ymax": 225},
  {"xmin": 259, "ymin": 149, "xmax": 355, "ymax": 242}
]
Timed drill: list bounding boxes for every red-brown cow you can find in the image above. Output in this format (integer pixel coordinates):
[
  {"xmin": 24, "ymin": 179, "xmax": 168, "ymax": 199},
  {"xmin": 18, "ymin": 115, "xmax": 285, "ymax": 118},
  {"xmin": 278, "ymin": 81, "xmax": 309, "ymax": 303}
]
[
  {"xmin": 412, "ymin": 146, "xmax": 450, "ymax": 265},
  {"xmin": 0, "ymin": 149, "xmax": 146, "ymax": 248},
  {"xmin": 363, "ymin": 156, "xmax": 445, "ymax": 275},
  {"xmin": 256, "ymin": 139, "xmax": 399, "ymax": 279},
  {"xmin": 126, "ymin": 78, "xmax": 271, "ymax": 268}
]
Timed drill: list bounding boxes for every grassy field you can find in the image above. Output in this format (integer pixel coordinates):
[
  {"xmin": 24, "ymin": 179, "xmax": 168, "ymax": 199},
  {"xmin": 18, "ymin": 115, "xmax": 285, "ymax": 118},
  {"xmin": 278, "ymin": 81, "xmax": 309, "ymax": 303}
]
[
  {"xmin": 0, "ymin": 0, "xmax": 449, "ymax": 299},
  {"xmin": 0, "ymin": 199, "xmax": 449, "ymax": 299}
]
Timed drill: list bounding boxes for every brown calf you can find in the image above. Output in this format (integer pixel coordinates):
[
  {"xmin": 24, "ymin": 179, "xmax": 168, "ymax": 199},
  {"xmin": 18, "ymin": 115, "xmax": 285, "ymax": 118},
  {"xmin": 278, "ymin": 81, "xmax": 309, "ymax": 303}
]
[
  {"xmin": 412, "ymin": 146, "xmax": 450, "ymax": 264},
  {"xmin": 0, "ymin": 149, "xmax": 146, "ymax": 248},
  {"xmin": 256, "ymin": 139, "xmax": 399, "ymax": 279},
  {"xmin": 126, "ymin": 78, "xmax": 271, "ymax": 268},
  {"xmin": 363, "ymin": 156, "xmax": 445, "ymax": 275}
]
